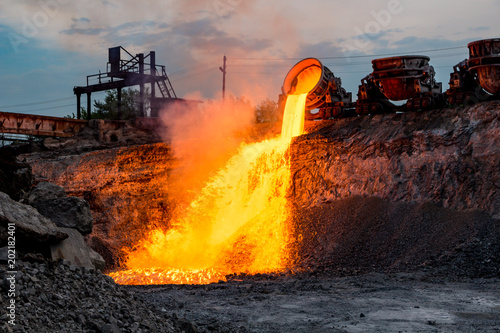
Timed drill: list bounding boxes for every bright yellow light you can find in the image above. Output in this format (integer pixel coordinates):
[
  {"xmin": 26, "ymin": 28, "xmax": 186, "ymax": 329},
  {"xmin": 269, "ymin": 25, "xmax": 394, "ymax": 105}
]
[{"xmin": 109, "ymin": 76, "xmax": 308, "ymax": 285}]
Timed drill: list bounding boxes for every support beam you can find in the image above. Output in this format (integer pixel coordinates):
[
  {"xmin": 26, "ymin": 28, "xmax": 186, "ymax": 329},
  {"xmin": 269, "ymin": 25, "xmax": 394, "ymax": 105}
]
[
  {"xmin": 87, "ymin": 93, "xmax": 92, "ymax": 120},
  {"xmin": 151, "ymin": 51, "xmax": 156, "ymax": 100},
  {"xmin": 74, "ymin": 47, "xmax": 179, "ymax": 118},
  {"xmin": 0, "ymin": 111, "xmax": 87, "ymax": 137},
  {"xmin": 138, "ymin": 53, "xmax": 145, "ymax": 117},
  {"xmin": 150, "ymin": 51, "xmax": 158, "ymax": 117},
  {"xmin": 76, "ymin": 93, "xmax": 81, "ymax": 119}
]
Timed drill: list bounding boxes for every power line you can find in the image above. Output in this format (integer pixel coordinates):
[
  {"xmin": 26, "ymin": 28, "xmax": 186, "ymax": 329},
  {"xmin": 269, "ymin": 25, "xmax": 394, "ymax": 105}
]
[
  {"xmin": 1, "ymin": 103, "xmax": 75, "ymax": 114},
  {"xmin": 168, "ymin": 58, "xmax": 220, "ymax": 77},
  {"xmin": 170, "ymin": 67, "xmax": 218, "ymax": 82},
  {"xmin": 228, "ymin": 63, "xmax": 293, "ymax": 67},
  {"xmin": 229, "ymin": 71, "xmax": 287, "ymax": 74},
  {"xmin": 320, "ymin": 46, "xmax": 466, "ymax": 60},
  {"xmin": 169, "ymin": 66, "xmax": 219, "ymax": 81},
  {"xmin": 225, "ymin": 50, "xmax": 468, "ymax": 82},
  {"xmin": 230, "ymin": 70, "xmax": 372, "ymax": 75},
  {"xmin": 0, "ymin": 96, "xmax": 74, "ymax": 108},
  {"xmin": 228, "ymin": 51, "xmax": 466, "ymax": 70},
  {"xmin": 0, "ymin": 47, "xmax": 469, "ymax": 113},
  {"xmin": 230, "ymin": 46, "xmax": 466, "ymax": 61}
]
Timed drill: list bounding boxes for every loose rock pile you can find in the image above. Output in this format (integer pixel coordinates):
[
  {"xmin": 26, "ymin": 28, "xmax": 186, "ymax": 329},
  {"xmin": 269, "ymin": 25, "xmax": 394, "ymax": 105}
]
[
  {"xmin": 290, "ymin": 196, "xmax": 500, "ymax": 279},
  {"xmin": 0, "ymin": 182, "xmax": 104, "ymax": 270},
  {"xmin": 0, "ymin": 260, "xmax": 196, "ymax": 333}
]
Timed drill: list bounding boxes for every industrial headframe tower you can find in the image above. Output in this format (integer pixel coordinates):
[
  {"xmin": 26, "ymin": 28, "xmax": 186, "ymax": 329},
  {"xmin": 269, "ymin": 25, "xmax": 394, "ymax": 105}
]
[{"xmin": 74, "ymin": 46, "xmax": 189, "ymax": 120}]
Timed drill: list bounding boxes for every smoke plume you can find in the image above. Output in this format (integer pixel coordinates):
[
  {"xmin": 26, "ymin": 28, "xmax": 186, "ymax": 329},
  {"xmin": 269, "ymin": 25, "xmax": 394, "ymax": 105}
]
[{"xmin": 159, "ymin": 94, "xmax": 256, "ymax": 202}]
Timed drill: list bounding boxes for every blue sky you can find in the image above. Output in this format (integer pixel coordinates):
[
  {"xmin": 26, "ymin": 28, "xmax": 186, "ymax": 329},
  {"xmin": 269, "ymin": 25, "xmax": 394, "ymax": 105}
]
[{"xmin": 0, "ymin": 0, "xmax": 499, "ymax": 117}]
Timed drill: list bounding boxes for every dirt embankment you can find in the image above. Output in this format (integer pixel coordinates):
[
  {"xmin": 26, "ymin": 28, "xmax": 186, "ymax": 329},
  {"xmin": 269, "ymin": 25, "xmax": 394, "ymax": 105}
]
[
  {"xmin": 21, "ymin": 143, "xmax": 175, "ymax": 269},
  {"xmin": 289, "ymin": 196, "xmax": 500, "ymax": 279},
  {"xmin": 292, "ymin": 102, "xmax": 500, "ymax": 218}
]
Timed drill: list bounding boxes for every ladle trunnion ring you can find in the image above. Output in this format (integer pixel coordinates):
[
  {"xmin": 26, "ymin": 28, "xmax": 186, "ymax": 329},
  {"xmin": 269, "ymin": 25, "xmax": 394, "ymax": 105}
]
[
  {"xmin": 356, "ymin": 55, "xmax": 444, "ymax": 114},
  {"xmin": 280, "ymin": 58, "xmax": 353, "ymax": 120},
  {"xmin": 371, "ymin": 55, "xmax": 434, "ymax": 101},
  {"xmin": 467, "ymin": 38, "xmax": 500, "ymax": 95}
]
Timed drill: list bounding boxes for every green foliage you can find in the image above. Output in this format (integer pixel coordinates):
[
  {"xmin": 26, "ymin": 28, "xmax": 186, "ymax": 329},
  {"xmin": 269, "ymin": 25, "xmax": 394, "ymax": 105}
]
[
  {"xmin": 255, "ymin": 98, "xmax": 279, "ymax": 123},
  {"xmin": 65, "ymin": 107, "xmax": 88, "ymax": 120},
  {"xmin": 93, "ymin": 88, "xmax": 145, "ymax": 120},
  {"xmin": 66, "ymin": 88, "xmax": 148, "ymax": 120}
]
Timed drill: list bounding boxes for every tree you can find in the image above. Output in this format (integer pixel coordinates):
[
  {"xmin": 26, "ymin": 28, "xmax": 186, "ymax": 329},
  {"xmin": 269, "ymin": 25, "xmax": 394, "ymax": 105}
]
[
  {"xmin": 93, "ymin": 88, "xmax": 147, "ymax": 120},
  {"xmin": 255, "ymin": 98, "xmax": 279, "ymax": 123},
  {"xmin": 65, "ymin": 88, "xmax": 151, "ymax": 120},
  {"xmin": 65, "ymin": 107, "xmax": 88, "ymax": 120}
]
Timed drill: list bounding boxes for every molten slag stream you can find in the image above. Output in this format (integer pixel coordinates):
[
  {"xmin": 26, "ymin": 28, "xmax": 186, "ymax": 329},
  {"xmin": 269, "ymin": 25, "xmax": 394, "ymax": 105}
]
[{"xmin": 110, "ymin": 71, "xmax": 319, "ymax": 285}]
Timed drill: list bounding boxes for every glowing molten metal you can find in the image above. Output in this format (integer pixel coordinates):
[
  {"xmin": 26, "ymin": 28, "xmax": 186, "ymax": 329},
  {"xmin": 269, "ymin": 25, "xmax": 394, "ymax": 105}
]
[{"xmin": 109, "ymin": 66, "xmax": 320, "ymax": 285}]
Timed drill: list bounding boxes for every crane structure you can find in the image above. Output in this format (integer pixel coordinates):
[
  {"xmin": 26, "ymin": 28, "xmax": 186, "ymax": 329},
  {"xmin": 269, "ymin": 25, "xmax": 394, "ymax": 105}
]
[{"xmin": 74, "ymin": 46, "xmax": 186, "ymax": 119}]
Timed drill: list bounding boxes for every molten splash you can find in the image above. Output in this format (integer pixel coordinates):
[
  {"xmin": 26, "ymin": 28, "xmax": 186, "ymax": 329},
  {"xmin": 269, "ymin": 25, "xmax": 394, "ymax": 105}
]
[{"xmin": 109, "ymin": 93, "xmax": 309, "ymax": 285}]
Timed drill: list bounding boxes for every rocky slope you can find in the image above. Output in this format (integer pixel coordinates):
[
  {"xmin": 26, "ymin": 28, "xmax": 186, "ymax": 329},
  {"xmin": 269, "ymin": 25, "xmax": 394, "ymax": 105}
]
[
  {"xmin": 18, "ymin": 102, "xmax": 500, "ymax": 275},
  {"xmin": 20, "ymin": 143, "xmax": 175, "ymax": 269},
  {"xmin": 292, "ymin": 102, "xmax": 500, "ymax": 218}
]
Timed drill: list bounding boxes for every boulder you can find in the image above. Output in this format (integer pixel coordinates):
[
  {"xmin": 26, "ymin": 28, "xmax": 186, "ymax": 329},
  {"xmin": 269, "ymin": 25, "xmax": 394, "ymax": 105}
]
[
  {"xmin": 50, "ymin": 227, "xmax": 105, "ymax": 271},
  {"xmin": 24, "ymin": 182, "xmax": 93, "ymax": 235},
  {"xmin": 0, "ymin": 192, "xmax": 68, "ymax": 247},
  {"xmin": 87, "ymin": 236, "xmax": 122, "ymax": 270},
  {"xmin": 24, "ymin": 181, "xmax": 66, "ymax": 204},
  {"xmin": 30, "ymin": 196, "xmax": 93, "ymax": 235}
]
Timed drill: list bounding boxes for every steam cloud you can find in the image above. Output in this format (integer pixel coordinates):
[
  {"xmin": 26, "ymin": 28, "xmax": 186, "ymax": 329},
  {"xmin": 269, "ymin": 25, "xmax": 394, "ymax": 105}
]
[{"xmin": 159, "ymin": 95, "xmax": 256, "ymax": 202}]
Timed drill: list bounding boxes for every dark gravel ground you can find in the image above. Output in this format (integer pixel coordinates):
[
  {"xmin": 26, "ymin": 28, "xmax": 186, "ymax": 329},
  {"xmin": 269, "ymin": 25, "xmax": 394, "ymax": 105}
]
[
  {"xmin": 131, "ymin": 272, "xmax": 500, "ymax": 333},
  {"xmin": 2, "ymin": 259, "xmax": 499, "ymax": 333}
]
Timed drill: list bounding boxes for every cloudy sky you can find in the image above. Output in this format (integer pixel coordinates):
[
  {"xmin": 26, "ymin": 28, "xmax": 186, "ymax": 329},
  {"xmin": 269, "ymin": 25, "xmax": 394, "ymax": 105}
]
[{"xmin": 0, "ymin": 0, "xmax": 499, "ymax": 117}]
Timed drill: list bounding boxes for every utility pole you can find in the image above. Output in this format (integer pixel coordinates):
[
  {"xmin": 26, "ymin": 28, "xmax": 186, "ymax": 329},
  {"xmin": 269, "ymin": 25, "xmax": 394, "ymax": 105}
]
[{"xmin": 219, "ymin": 55, "xmax": 227, "ymax": 100}]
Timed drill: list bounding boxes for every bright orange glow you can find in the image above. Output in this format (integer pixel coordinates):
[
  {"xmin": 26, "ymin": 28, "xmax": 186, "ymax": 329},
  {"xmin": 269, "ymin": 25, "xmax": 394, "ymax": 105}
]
[
  {"xmin": 109, "ymin": 91, "xmax": 309, "ymax": 285},
  {"xmin": 281, "ymin": 94, "xmax": 307, "ymax": 139},
  {"xmin": 292, "ymin": 66, "xmax": 322, "ymax": 95}
]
